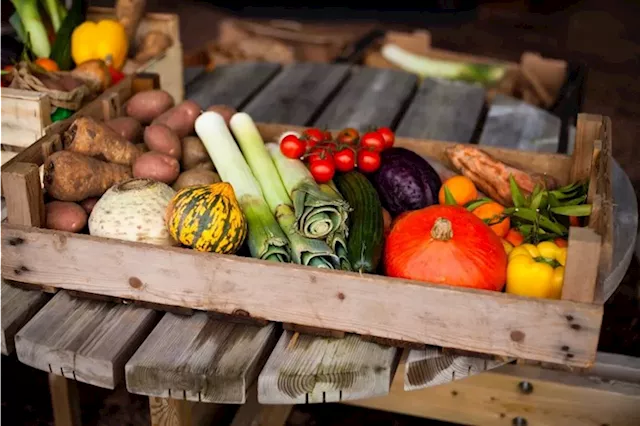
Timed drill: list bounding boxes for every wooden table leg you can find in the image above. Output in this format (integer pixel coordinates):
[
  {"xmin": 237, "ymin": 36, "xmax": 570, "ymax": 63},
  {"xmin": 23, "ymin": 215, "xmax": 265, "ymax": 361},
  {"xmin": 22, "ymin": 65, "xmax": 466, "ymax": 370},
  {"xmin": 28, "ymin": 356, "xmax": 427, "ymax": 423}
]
[
  {"xmin": 149, "ymin": 396, "xmax": 223, "ymax": 426},
  {"xmin": 230, "ymin": 385, "xmax": 293, "ymax": 426},
  {"xmin": 49, "ymin": 373, "xmax": 81, "ymax": 426}
]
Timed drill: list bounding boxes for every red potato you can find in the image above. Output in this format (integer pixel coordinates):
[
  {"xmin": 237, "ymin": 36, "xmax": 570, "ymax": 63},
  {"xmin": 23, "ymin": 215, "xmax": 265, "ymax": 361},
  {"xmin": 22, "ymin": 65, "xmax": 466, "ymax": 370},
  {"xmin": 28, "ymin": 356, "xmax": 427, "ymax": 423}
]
[
  {"xmin": 152, "ymin": 100, "xmax": 201, "ymax": 138},
  {"xmin": 133, "ymin": 151, "xmax": 180, "ymax": 184},
  {"xmin": 143, "ymin": 124, "xmax": 182, "ymax": 159},
  {"xmin": 79, "ymin": 197, "xmax": 100, "ymax": 215},
  {"xmin": 106, "ymin": 116, "xmax": 143, "ymax": 142},
  {"xmin": 125, "ymin": 90, "xmax": 175, "ymax": 124},
  {"xmin": 46, "ymin": 201, "xmax": 88, "ymax": 233},
  {"xmin": 206, "ymin": 105, "xmax": 237, "ymax": 125}
]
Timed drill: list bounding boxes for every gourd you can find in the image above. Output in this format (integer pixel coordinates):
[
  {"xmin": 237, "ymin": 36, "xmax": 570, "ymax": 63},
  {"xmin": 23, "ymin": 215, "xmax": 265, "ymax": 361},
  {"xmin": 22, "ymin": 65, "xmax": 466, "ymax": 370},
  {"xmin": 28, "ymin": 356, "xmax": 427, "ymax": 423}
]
[
  {"xmin": 384, "ymin": 204, "xmax": 507, "ymax": 291},
  {"xmin": 165, "ymin": 182, "xmax": 247, "ymax": 253}
]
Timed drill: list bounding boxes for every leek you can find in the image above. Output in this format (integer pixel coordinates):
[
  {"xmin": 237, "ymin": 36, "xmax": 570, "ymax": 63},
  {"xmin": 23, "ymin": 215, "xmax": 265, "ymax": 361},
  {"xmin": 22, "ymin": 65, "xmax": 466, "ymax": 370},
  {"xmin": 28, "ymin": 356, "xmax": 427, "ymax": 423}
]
[
  {"xmin": 319, "ymin": 182, "xmax": 351, "ymax": 271},
  {"xmin": 381, "ymin": 43, "xmax": 506, "ymax": 86},
  {"xmin": 11, "ymin": 0, "xmax": 51, "ymax": 58},
  {"xmin": 194, "ymin": 112, "xmax": 290, "ymax": 263},
  {"xmin": 41, "ymin": 0, "xmax": 67, "ymax": 32},
  {"xmin": 272, "ymin": 134, "xmax": 351, "ymax": 240},
  {"xmin": 230, "ymin": 113, "xmax": 338, "ymax": 269}
]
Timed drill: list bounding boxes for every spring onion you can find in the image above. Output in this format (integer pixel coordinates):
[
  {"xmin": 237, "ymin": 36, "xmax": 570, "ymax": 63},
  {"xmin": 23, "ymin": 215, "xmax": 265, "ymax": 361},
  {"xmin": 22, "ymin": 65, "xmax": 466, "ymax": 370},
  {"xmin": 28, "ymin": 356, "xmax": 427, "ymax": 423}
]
[
  {"xmin": 11, "ymin": 0, "xmax": 51, "ymax": 58},
  {"xmin": 41, "ymin": 0, "xmax": 67, "ymax": 32},
  {"xmin": 381, "ymin": 43, "xmax": 506, "ymax": 86},
  {"xmin": 230, "ymin": 112, "xmax": 339, "ymax": 269},
  {"xmin": 273, "ymin": 133, "xmax": 351, "ymax": 240},
  {"xmin": 319, "ymin": 182, "xmax": 351, "ymax": 271},
  {"xmin": 195, "ymin": 112, "xmax": 290, "ymax": 263}
]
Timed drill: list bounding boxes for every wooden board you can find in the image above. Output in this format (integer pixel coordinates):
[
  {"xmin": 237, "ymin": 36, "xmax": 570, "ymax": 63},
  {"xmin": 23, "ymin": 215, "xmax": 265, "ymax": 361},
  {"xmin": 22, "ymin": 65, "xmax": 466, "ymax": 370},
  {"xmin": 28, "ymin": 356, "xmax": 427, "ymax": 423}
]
[
  {"xmin": 183, "ymin": 66, "xmax": 205, "ymax": 88},
  {"xmin": 231, "ymin": 385, "xmax": 293, "ymax": 426},
  {"xmin": 258, "ymin": 331, "xmax": 397, "ymax": 404},
  {"xmin": 395, "ymin": 78, "xmax": 485, "ymax": 142},
  {"xmin": 186, "ymin": 62, "xmax": 281, "ymax": 109},
  {"xmin": 479, "ymin": 94, "xmax": 562, "ymax": 152},
  {"xmin": 126, "ymin": 313, "xmax": 278, "ymax": 403},
  {"xmin": 243, "ymin": 63, "xmax": 351, "ymax": 125},
  {"xmin": 1, "ymin": 280, "xmax": 49, "ymax": 355},
  {"xmin": 15, "ymin": 291, "xmax": 158, "ymax": 389},
  {"xmin": 314, "ymin": 67, "xmax": 417, "ymax": 130}
]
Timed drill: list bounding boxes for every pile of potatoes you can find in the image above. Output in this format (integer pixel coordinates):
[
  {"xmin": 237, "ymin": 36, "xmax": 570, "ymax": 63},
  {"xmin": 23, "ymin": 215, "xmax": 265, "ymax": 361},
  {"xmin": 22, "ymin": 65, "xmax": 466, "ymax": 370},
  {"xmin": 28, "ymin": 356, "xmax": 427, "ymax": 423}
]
[{"xmin": 43, "ymin": 87, "xmax": 238, "ymax": 233}]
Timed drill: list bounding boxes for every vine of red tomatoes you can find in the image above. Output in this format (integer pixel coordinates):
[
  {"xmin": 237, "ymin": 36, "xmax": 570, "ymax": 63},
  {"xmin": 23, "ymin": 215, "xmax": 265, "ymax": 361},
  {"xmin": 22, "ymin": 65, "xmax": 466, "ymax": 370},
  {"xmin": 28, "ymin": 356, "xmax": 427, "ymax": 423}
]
[{"xmin": 279, "ymin": 126, "xmax": 395, "ymax": 183}]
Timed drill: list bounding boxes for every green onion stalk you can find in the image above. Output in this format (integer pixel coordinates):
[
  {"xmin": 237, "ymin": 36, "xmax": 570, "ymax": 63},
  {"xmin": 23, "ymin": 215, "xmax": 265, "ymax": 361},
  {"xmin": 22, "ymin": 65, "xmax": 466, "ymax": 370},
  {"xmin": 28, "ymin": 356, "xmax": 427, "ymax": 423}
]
[
  {"xmin": 319, "ymin": 182, "xmax": 351, "ymax": 271},
  {"xmin": 195, "ymin": 112, "xmax": 290, "ymax": 263},
  {"xmin": 230, "ymin": 113, "xmax": 339, "ymax": 269},
  {"xmin": 271, "ymin": 137, "xmax": 351, "ymax": 240},
  {"xmin": 11, "ymin": 0, "xmax": 51, "ymax": 58}
]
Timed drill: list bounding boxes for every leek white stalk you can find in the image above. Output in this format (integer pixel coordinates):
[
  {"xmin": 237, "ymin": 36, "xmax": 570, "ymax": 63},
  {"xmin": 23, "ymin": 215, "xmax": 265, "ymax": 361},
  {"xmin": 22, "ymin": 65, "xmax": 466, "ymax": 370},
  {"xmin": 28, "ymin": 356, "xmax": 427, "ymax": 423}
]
[
  {"xmin": 319, "ymin": 182, "xmax": 351, "ymax": 271},
  {"xmin": 381, "ymin": 43, "xmax": 506, "ymax": 86},
  {"xmin": 195, "ymin": 112, "xmax": 290, "ymax": 262},
  {"xmin": 230, "ymin": 113, "xmax": 338, "ymax": 269}
]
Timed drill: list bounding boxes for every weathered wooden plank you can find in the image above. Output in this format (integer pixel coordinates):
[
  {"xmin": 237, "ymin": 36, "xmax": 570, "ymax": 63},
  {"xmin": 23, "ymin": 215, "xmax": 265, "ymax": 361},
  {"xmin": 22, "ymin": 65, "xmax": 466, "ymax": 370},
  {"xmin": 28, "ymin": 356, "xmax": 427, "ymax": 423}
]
[
  {"xmin": 231, "ymin": 385, "xmax": 293, "ymax": 426},
  {"xmin": 186, "ymin": 62, "xmax": 281, "ymax": 109},
  {"xmin": 479, "ymin": 94, "xmax": 562, "ymax": 152},
  {"xmin": 258, "ymin": 331, "xmax": 397, "ymax": 404},
  {"xmin": 148, "ymin": 396, "xmax": 222, "ymax": 426},
  {"xmin": 314, "ymin": 67, "xmax": 417, "ymax": 130},
  {"xmin": 243, "ymin": 63, "xmax": 351, "ymax": 125},
  {"xmin": 1, "ymin": 280, "xmax": 49, "ymax": 355},
  {"xmin": 15, "ymin": 291, "xmax": 158, "ymax": 389},
  {"xmin": 395, "ymin": 78, "xmax": 485, "ymax": 142},
  {"xmin": 49, "ymin": 373, "xmax": 82, "ymax": 426},
  {"xmin": 126, "ymin": 313, "xmax": 278, "ymax": 403}
]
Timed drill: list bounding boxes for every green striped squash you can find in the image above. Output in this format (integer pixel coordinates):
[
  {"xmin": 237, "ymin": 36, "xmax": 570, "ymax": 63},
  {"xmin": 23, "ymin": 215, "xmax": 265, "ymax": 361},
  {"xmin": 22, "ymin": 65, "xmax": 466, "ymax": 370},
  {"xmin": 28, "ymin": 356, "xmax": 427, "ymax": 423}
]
[{"xmin": 166, "ymin": 182, "xmax": 247, "ymax": 253}]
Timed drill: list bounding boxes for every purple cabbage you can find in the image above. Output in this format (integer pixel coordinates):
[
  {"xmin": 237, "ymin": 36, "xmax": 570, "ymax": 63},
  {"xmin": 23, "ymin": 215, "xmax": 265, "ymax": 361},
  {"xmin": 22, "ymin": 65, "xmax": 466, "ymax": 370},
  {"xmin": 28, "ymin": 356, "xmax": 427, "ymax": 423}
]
[{"xmin": 371, "ymin": 147, "xmax": 442, "ymax": 217}]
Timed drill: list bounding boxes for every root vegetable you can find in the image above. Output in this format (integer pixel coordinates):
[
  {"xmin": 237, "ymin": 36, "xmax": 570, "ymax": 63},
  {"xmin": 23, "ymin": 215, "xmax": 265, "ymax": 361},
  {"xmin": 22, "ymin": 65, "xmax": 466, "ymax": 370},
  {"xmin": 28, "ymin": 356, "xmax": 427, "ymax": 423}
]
[
  {"xmin": 71, "ymin": 59, "xmax": 112, "ymax": 92},
  {"xmin": 181, "ymin": 136, "xmax": 214, "ymax": 171},
  {"xmin": 125, "ymin": 89, "xmax": 175, "ymax": 124},
  {"xmin": 144, "ymin": 124, "xmax": 181, "ymax": 158},
  {"xmin": 46, "ymin": 201, "xmax": 88, "ymax": 233},
  {"xmin": 63, "ymin": 117, "xmax": 142, "ymax": 166},
  {"xmin": 172, "ymin": 169, "xmax": 221, "ymax": 191},
  {"xmin": 89, "ymin": 178, "xmax": 178, "ymax": 246},
  {"xmin": 44, "ymin": 151, "xmax": 132, "ymax": 202},
  {"xmin": 134, "ymin": 31, "xmax": 173, "ymax": 63},
  {"xmin": 206, "ymin": 105, "xmax": 237, "ymax": 125},
  {"xmin": 116, "ymin": 0, "xmax": 147, "ymax": 43},
  {"xmin": 80, "ymin": 197, "xmax": 100, "ymax": 215},
  {"xmin": 152, "ymin": 100, "xmax": 201, "ymax": 138},
  {"xmin": 106, "ymin": 116, "xmax": 143, "ymax": 142},
  {"xmin": 133, "ymin": 151, "xmax": 180, "ymax": 184}
]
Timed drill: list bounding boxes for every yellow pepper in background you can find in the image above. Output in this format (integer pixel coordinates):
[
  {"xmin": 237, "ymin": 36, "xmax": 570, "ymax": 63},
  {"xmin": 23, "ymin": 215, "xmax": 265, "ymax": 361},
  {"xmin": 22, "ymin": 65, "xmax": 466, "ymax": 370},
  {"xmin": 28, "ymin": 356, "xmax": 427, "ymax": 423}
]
[
  {"xmin": 506, "ymin": 241, "xmax": 567, "ymax": 299},
  {"xmin": 71, "ymin": 20, "xmax": 128, "ymax": 70}
]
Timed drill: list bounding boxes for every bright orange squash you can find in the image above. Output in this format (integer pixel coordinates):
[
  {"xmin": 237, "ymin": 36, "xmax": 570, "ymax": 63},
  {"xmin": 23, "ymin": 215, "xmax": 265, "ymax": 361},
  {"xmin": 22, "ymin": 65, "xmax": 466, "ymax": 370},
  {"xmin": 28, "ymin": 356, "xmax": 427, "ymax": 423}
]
[{"xmin": 384, "ymin": 205, "xmax": 507, "ymax": 291}]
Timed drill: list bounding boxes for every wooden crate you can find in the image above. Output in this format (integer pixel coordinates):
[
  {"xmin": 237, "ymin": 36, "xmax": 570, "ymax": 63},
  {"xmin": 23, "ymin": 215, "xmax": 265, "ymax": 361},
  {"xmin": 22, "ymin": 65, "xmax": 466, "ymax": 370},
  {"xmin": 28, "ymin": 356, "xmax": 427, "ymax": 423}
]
[
  {"xmin": 0, "ymin": 7, "xmax": 183, "ymax": 155},
  {"xmin": 1, "ymin": 74, "xmax": 613, "ymax": 369}
]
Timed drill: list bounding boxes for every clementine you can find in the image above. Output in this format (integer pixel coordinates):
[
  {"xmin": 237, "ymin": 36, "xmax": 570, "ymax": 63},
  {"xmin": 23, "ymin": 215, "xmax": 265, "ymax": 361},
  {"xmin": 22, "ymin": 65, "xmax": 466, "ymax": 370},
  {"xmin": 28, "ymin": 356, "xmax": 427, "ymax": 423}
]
[
  {"xmin": 472, "ymin": 201, "xmax": 510, "ymax": 237},
  {"xmin": 34, "ymin": 58, "xmax": 59, "ymax": 72},
  {"xmin": 504, "ymin": 228, "xmax": 525, "ymax": 247},
  {"xmin": 438, "ymin": 175, "xmax": 477, "ymax": 206}
]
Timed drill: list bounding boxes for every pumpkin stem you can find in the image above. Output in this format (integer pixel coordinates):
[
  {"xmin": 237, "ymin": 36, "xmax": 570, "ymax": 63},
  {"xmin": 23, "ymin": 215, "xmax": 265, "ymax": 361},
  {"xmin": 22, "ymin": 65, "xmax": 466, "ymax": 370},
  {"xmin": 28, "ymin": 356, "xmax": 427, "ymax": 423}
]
[{"xmin": 431, "ymin": 217, "xmax": 453, "ymax": 241}]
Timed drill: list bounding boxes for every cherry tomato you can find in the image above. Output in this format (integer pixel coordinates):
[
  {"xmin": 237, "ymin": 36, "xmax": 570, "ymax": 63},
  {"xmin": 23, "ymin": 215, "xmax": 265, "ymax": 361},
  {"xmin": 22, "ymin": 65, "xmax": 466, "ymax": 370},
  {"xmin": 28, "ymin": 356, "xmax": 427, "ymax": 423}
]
[
  {"xmin": 333, "ymin": 148, "xmax": 356, "ymax": 172},
  {"xmin": 302, "ymin": 128, "xmax": 325, "ymax": 144},
  {"xmin": 377, "ymin": 127, "xmax": 395, "ymax": 150},
  {"xmin": 360, "ymin": 131, "xmax": 385, "ymax": 152},
  {"xmin": 357, "ymin": 150, "xmax": 381, "ymax": 173},
  {"xmin": 280, "ymin": 134, "xmax": 306, "ymax": 159},
  {"xmin": 309, "ymin": 158, "xmax": 335, "ymax": 183},
  {"xmin": 307, "ymin": 147, "xmax": 333, "ymax": 164},
  {"xmin": 337, "ymin": 128, "xmax": 359, "ymax": 145},
  {"xmin": 323, "ymin": 130, "xmax": 333, "ymax": 141}
]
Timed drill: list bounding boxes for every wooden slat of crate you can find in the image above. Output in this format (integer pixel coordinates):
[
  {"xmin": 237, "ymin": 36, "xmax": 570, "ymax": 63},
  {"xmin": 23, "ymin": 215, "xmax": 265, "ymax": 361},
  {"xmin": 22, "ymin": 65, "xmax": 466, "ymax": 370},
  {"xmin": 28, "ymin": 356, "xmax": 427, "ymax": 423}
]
[
  {"xmin": 243, "ymin": 63, "xmax": 351, "ymax": 125},
  {"xmin": 395, "ymin": 78, "xmax": 486, "ymax": 142},
  {"xmin": 186, "ymin": 62, "xmax": 281, "ymax": 109},
  {"xmin": 258, "ymin": 331, "xmax": 397, "ymax": 404},
  {"xmin": 479, "ymin": 93, "xmax": 562, "ymax": 152},
  {"xmin": 1, "ymin": 89, "xmax": 52, "ymax": 150},
  {"xmin": 313, "ymin": 67, "xmax": 417, "ymax": 130},
  {"xmin": 1, "ymin": 280, "xmax": 49, "ymax": 355},
  {"xmin": 126, "ymin": 313, "xmax": 278, "ymax": 403},
  {"xmin": 15, "ymin": 291, "xmax": 158, "ymax": 389}
]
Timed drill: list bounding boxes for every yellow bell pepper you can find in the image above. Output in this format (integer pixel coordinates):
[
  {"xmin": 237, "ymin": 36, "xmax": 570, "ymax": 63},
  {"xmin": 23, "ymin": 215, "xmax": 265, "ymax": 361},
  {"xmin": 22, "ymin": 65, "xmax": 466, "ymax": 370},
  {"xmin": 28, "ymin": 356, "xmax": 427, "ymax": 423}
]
[
  {"xmin": 71, "ymin": 20, "xmax": 128, "ymax": 70},
  {"xmin": 506, "ymin": 241, "xmax": 567, "ymax": 299}
]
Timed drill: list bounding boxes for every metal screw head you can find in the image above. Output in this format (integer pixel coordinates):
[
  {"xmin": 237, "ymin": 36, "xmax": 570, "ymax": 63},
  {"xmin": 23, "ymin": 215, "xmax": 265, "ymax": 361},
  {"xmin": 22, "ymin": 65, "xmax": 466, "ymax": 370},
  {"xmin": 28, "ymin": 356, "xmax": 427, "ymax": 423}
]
[
  {"xmin": 512, "ymin": 417, "xmax": 528, "ymax": 426},
  {"xmin": 518, "ymin": 381, "xmax": 533, "ymax": 394}
]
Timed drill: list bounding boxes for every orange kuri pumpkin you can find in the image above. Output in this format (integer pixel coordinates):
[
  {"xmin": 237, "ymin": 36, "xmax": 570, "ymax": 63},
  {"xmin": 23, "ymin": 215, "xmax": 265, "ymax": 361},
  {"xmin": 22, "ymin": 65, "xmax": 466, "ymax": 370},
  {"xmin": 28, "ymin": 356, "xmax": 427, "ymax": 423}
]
[{"xmin": 384, "ymin": 205, "xmax": 507, "ymax": 291}]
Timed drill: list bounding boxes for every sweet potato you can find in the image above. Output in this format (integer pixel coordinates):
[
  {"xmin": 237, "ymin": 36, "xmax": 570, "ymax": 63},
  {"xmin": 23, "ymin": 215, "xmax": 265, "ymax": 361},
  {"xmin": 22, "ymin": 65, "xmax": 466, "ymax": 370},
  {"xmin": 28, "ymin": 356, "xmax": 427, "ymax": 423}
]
[
  {"xmin": 44, "ymin": 151, "xmax": 132, "ymax": 202},
  {"xmin": 46, "ymin": 201, "xmax": 88, "ymax": 233},
  {"xmin": 172, "ymin": 169, "xmax": 220, "ymax": 191},
  {"xmin": 206, "ymin": 105, "xmax": 237, "ymax": 125},
  {"xmin": 133, "ymin": 151, "xmax": 180, "ymax": 184},
  {"xmin": 125, "ymin": 89, "xmax": 175, "ymax": 124},
  {"xmin": 144, "ymin": 124, "xmax": 181, "ymax": 159},
  {"xmin": 63, "ymin": 117, "xmax": 142, "ymax": 166},
  {"xmin": 152, "ymin": 100, "xmax": 201, "ymax": 138},
  {"xmin": 181, "ymin": 136, "xmax": 214, "ymax": 171},
  {"xmin": 106, "ymin": 116, "xmax": 143, "ymax": 142}
]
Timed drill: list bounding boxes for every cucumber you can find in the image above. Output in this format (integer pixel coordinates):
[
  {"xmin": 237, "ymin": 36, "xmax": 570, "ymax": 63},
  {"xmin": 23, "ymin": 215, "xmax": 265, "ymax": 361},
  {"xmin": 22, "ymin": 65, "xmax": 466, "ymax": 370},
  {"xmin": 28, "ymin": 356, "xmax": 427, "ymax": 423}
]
[{"xmin": 334, "ymin": 171, "xmax": 385, "ymax": 274}]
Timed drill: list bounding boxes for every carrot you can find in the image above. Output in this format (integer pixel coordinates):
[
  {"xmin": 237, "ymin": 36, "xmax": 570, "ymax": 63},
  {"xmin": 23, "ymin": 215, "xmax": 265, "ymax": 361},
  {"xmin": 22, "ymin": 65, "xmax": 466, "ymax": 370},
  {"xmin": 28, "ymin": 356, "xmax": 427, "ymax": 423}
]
[
  {"xmin": 44, "ymin": 151, "xmax": 132, "ymax": 202},
  {"xmin": 63, "ymin": 117, "xmax": 142, "ymax": 166}
]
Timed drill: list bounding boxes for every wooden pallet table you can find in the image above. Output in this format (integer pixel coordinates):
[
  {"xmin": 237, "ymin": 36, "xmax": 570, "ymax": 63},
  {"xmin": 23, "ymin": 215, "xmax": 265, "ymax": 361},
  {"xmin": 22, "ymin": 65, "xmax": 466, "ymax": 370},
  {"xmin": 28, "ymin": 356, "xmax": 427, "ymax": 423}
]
[{"xmin": 1, "ymin": 63, "xmax": 638, "ymax": 426}]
